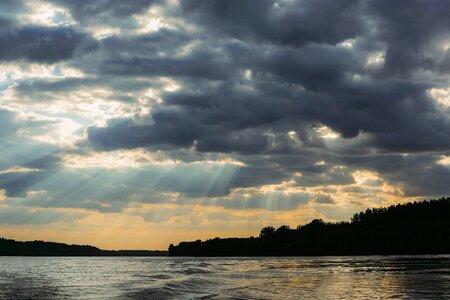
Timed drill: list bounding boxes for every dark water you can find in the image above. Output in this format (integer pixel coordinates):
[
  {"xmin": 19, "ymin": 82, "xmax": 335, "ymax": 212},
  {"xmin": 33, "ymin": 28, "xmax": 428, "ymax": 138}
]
[{"xmin": 0, "ymin": 255, "xmax": 449, "ymax": 299}]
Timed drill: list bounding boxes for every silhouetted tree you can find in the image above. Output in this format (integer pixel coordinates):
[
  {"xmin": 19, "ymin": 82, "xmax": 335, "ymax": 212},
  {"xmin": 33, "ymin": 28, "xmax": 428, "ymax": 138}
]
[
  {"xmin": 169, "ymin": 197, "xmax": 450, "ymax": 256},
  {"xmin": 259, "ymin": 226, "xmax": 276, "ymax": 238},
  {"xmin": 275, "ymin": 225, "xmax": 291, "ymax": 233}
]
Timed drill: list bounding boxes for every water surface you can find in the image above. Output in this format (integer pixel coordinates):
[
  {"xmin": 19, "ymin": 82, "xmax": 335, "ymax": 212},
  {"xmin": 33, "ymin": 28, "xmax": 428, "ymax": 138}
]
[{"xmin": 0, "ymin": 255, "xmax": 449, "ymax": 299}]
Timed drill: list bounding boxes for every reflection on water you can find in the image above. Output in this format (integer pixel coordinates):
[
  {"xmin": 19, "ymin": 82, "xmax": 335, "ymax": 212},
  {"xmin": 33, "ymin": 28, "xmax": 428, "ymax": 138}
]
[{"xmin": 0, "ymin": 255, "xmax": 449, "ymax": 299}]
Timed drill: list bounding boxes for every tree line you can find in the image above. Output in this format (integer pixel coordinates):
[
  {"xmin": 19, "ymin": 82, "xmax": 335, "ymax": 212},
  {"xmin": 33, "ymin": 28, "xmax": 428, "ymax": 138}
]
[
  {"xmin": 0, "ymin": 239, "xmax": 167, "ymax": 256},
  {"xmin": 169, "ymin": 197, "xmax": 450, "ymax": 256}
]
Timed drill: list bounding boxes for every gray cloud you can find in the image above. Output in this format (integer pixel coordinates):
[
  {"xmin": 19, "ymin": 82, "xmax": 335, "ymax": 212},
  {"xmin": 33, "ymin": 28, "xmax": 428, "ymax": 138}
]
[
  {"xmin": 0, "ymin": 110, "xmax": 19, "ymax": 139},
  {"xmin": 0, "ymin": 26, "xmax": 97, "ymax": 63},
  {"xmin": 182, "ymin": 0, "xmax": 363, "ymax": 47},
  {"xmin": 0, "ymin": 0, "xmax": 26, "ymax": 28},
  {"xmin": 0, "ymin": 206, "xmax": 84, "ymax": 224},
  {"xmin": 368, "ymin": 0, "xmax": 450, "ymax": 76},
  {"xmin": 0, "ymin": 110, "xmax": 61, "ymax": 197},
  {"xmin": 51, "ymin": 0, "xmax": 157, "ymax": 29},
  {"xmin": 1, "ymin": 0, "xmax": 450, "ymax": 211}
]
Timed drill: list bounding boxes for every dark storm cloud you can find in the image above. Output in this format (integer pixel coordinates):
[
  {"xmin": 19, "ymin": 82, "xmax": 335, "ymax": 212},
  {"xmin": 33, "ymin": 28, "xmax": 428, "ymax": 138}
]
[
  {"xmin": 92, "ymin": 31, "xmax": 234, "ymax": 80},
  {"xmin": 0, "ymin": 144, "xmax": 60, "ymax": 197},
  {"xmin": 228, "ymin": 153, "xmax": 356, "ymax": 190},
  {"xmin": 14, "ymin": 76, "xmax": 155, "ymax": 103},
  {"xmin": 0, "ymin": 26, "xmax": 96, "ymax": 63},
  {"xmin": 99, "ymin": 53, "xmax": 232, "ymax": 80},
  {"xmin": 368, "ymin": 0, "xmax": 450, "ymax": 76},
  {"xmin": 97, "ymin": 29, "xmax": 192, "ymax": 57},
  {"xmin": 87, "ymin": 75, "xmax": 447, "ymax": 154},
  {"xmin": 231, "ymin": 162, "xmax": 291, "ymax": 189},
  {"xmin": 0, "ymin": 0, "xmax": 26, "ymax": 28},
  {"xmin": 88, "ymin": 110, "xmax": 201, "ymax": 150},
  {"xmin": 81, "ymin": 0, "xmax": 450, "ymax": 201},
  {"xmin": 84, "ymin": 2, "xmax": 448, "ymax": 153},
  {"xmin": 0, "ymin": 147, "xmax": 62, "ymax": 197},
  {"xmin": 2, "ymin": 0, "xmax": 449, "ymax": 203},
  {"xmin": 0, "ymin": 171, "xmax": 47, "ymax": 197},
  {"xmin": 86, "ymin": 78, "xmax": 317, "ymax": 153},
  {"xmin": 369, "ymin": 120, "xmax": 450, "ymax": 152},
  {"xmin": 294, "ymin": 165, "xmax": 355, "ymax": 187},
  {"xmin": 182, "ymin": 0, "xmax": 363, "ymax": 47},
  {"xmin": 15, "ymin": 78, "xmax": 95, "ymax": 94},
  {"xmin": 0, "ymin": 139, "xmax": 59, "ymax": 173},
  {"xmin": 314, "ymin": 81, "xmax": 447, "ymax": 142},
  {"xmin": 196, "ymin": 130, "xmax": 269, "ymax": 154},
  {"xmin": 342, "ymin": 154, "xmax": 450, "ymax": 197},
  {"xmin": 255, "ymin": 44, "xmax": 359, "ymax": 91},
  {"xmin": 51, "ymin": 0, "xmax": 157, "ymax": 29}
]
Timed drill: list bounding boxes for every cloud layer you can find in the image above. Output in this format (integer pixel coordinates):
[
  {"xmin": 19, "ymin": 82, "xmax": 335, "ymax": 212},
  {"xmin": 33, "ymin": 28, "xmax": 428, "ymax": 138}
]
[{"xmin": 0, "ymin": 0, "xmax": 449, "ymax": 249}]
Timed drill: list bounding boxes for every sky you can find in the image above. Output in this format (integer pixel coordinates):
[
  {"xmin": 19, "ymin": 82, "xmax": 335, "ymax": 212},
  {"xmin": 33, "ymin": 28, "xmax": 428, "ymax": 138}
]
[{"xmin": 0, "ymin": 0, "xmax": 449, "ymax": 250}]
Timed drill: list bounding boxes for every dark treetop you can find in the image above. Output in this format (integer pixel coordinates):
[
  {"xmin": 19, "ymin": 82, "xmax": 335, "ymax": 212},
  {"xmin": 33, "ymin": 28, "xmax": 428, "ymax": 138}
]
[{"xmin": 169, "ymin": 197, "xmax": 450, "ymax": 256}]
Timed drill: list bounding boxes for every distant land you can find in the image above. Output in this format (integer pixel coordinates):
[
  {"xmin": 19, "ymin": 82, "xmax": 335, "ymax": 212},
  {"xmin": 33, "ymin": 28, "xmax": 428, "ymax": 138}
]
[
  {"xmin": 169, "ymin": 197, "xmax": 450, "ymax": 256},
  {"xmin": 0, "ymin": 239, "xmax": 167, "ymax": 256}
]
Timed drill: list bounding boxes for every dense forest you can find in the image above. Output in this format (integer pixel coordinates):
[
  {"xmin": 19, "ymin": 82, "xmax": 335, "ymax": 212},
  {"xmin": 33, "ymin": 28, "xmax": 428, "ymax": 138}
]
[
  {"xmin": 169, "ymin": 197, "xmax": 450, "ymax": 256},
  {"xmin": 0, "ymin": 239, "xmax": 167, "ymax": 256}
]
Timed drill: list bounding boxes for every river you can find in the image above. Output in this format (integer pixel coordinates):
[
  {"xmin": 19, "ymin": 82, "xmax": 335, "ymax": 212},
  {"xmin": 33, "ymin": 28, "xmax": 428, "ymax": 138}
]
[{"xmin": 0, "ymin": 255, "xmax": 449, "ymax": 299}]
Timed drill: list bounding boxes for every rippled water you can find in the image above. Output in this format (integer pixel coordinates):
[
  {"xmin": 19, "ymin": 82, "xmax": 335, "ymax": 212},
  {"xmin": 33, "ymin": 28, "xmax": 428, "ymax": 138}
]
[{"xmin": 0, "ymin": 255, "xmax": 449, "ymax": 299}]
